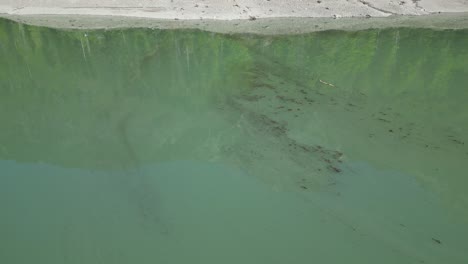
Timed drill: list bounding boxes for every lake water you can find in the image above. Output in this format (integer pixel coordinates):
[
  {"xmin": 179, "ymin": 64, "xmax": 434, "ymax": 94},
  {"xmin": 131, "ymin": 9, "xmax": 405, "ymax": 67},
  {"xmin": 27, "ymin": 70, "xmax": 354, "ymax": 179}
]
[{"xmin": 1, "ymin": 18, "xmax": 468, "ymax": 263}]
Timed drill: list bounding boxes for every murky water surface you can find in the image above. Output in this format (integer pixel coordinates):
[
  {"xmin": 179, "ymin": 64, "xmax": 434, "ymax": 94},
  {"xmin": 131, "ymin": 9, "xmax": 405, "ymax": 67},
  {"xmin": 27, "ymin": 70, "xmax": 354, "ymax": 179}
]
[{"xmin": 1, "ymin": 18, "xmax": 468, "ymax": 263}]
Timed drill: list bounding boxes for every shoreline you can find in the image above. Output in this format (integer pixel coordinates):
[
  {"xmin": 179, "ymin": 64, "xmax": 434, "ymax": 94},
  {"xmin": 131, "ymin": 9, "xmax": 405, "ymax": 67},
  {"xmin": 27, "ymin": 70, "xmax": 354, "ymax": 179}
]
[
  {"xmin": 1, "ymin": 13, "xmax": 468, "ymax": 35},
  {"xmin": 1, "ymin": 1, "xmax": 468, "ymax": 34}
]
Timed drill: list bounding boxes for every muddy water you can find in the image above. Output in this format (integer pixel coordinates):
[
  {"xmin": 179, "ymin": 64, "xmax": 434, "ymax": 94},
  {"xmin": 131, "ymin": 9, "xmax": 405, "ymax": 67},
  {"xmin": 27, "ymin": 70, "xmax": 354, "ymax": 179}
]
[{"xmin": 1, "ymin": 18, "xmax": 467, "ymax": 263}]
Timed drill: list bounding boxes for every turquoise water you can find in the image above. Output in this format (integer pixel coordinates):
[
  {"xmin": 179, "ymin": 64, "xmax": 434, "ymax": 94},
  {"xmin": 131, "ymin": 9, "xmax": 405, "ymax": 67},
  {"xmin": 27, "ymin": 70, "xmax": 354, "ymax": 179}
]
[{"xmin": 1, "ymin": 18, "xmax": 468, "ymax": 263}]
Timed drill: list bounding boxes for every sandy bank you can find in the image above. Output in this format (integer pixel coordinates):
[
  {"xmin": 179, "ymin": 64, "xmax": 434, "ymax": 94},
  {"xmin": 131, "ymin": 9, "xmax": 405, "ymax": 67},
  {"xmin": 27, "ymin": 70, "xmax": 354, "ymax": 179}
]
[
  {"xmin": 2, "ymin": 0, "xmax": 468, "ymax": 19},
  {"xmin": 1, "ymin": 13, "xmax": 467, "ymax": 35},
  {"xmin": 1, "ymin": 1, "xmax": 468, "ymax": 33}
]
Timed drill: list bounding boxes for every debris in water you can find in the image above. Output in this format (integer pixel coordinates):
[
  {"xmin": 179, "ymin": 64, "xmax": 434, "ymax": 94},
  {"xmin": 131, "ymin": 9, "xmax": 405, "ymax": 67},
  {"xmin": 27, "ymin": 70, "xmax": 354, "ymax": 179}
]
[{"xmin": 319, "ymin": 79, "xmax": 335, "ymax": 87}]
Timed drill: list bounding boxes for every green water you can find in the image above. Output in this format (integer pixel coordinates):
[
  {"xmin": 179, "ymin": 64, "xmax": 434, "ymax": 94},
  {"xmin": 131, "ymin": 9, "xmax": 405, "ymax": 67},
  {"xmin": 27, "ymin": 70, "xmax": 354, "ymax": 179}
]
[{"xmin": 1, "ymin": 18, "xmax": 468, "ymax": 263}]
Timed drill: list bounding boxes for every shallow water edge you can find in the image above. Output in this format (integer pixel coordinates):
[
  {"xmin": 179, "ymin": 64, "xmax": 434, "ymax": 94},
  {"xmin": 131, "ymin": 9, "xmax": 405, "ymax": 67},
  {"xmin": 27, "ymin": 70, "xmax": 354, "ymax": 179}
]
[{"xmin": 1, "ymin": 12, "xmax": 468, "ymax": 35}]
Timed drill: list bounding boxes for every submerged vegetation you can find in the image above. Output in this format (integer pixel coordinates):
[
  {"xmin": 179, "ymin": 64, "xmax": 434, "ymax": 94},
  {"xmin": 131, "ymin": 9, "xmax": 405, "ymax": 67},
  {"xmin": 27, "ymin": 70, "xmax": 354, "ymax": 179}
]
[{"xmin": 1, "ymin": 18, "xmax": 468, "ymax": 205}]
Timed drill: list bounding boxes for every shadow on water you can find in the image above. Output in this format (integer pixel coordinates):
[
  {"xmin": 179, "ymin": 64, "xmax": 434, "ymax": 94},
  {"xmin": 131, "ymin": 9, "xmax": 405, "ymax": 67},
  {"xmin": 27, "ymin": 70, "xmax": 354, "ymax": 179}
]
[{"xmin": 1, "ymin": 18, "xmax": 468, "ymax": 263}]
